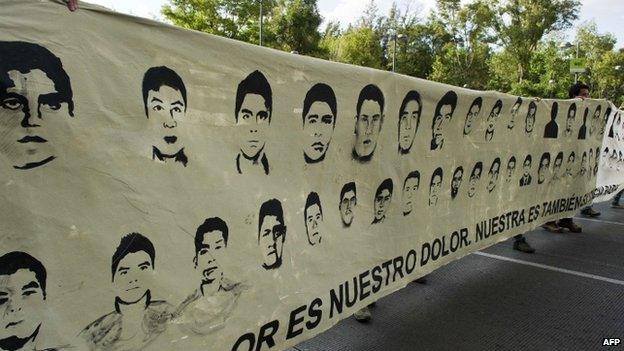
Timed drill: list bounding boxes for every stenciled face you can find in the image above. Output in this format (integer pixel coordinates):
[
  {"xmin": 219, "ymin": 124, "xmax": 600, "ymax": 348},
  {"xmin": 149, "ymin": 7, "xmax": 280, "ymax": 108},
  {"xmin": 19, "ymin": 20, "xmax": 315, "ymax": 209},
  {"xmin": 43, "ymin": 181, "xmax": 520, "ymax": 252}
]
[
  {"xmin": 354, "ymin": 100, "xmax": 382, "ymax": 158},
  {"xmin": 374, "ymin": 189, "xmax": 391, "ymax": 221},
  {"xmin": 399, "ymin": 100, "xmax": 420, "ymax": 151},
  {"xmin": 237, "ymin": 94, "xmax": 270, "ymax": 159},
  {"xmin": 506, "ymin": 161, "xmax": 516, "ymax": 181},
  {"xmin": 146, "ymin": 85, "xmax": 185, "ymax": 157},
  {"xmin": 581, "ymin": 154, "xmax": 587, "ymax": 170},
  {"xmin": 566, "ymin": 109, "xmax": 576, "ymax": 132},
  {"xmin": 433, "ymin": 104, "xmax": 453, "ymax": 143},
  {"xmin": 339, "ymin": 190, "xmax": 356, "ymax": 226},
  {"xmin": 451, "ymin": 169, "xmax": 463, "ymax": 197},
  {"xmin": 0, "ymin": 269, "xmax": 45, "ymax": 343},
  {"xmin": 509, "ymin": 102, "xmax": 521, "ymax": 128},
  {"xmin": 488, "ymin": 163, "xmax": 500, "ymax": 191},
  {"xmin": 113, "ymin": 251, "xmax": 153, "ymax": 304},
  {"xmin": 402, "ymin": 177, "xmax": 419, "ymax": 214},
  {"xmin": 195, "ymin": 231, "xmax": 225, "ymax": 288},
  {"xmin": 305, "ymin": 204, "xmax": 322, "ymax": 245},
  {"xmin": 523, "ymin": 159, "xmax": 531, "ymax": 175},
  {"xmin": 526, "ymin": 107, "xmax": 536, "ymax": 132},
  {"xmin": 429, "ymin": 175, "xmax": 442, "ymax": 205},
  {"xmin": 538, "ymin": 158, "xmax": 550, "ymax": 183},
  {"xmin": 1, "ymin": 69, "xmax": 69, "ymax": 170},
  {"xmin": 487, "ymin": 106, "xmax": 500, "ymax": 129},
  {"xmin": 468, "ymin": 168, "xmax": 481, "ymax": 197},
  {"xmin": 553, "ymin": 156, "xmax": 563, "ymax": 176},
  {"xmin": 464, "ymin": 104, "xmax": 480, "ymax": 135},
  {"xmin": 258, "ymin": 215, "xmax": 284, "ymax": 268},
  {"xmin": 303, "ymin": 101, "xmax": 335, "ymax": 162}
]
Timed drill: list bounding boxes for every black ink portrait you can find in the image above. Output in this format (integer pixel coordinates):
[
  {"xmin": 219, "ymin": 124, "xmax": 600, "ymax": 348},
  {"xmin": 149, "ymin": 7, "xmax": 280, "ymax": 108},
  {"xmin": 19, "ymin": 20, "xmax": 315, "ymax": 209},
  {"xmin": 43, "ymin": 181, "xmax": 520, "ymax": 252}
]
[
  {"xmin": 552, "ymin": 152, "xmax": 564, "ymax": 181},
  {"xmin": 0, "ymin": 41, "xmax": 74, "ymax": 170},
  {"xmin": 525, "ymin": 101, "xmax": 537, "ymax": 134},
  {"xmin": 579, "ymin": 151, "xmax": 587, "ymax": 177},
  {"xmin": 565, "ymin": 103, "xmax": 576, "ymax": 137},
  {"xmin": 431, "ymin": 91, "xmax": 458, "ymax": 150},
  {"xmin": 601, "ymin": 107, "xmax": 612, "ymax": 136},
  {"xmin": 508, "ymin": 97, "xmax": 522, "ymax": 130},
  {"xmin": 302, "ymin": 83, "xmax": 337, "ymax": 163},
  {"xmin": 353, "ymin": 84, "xmax": 384, "ymax": 162},
  {"xmin": 505, "ymin": 156, "xmax": 516, "ymax": 183},
  {"xmin": 451, "ymin": 166, "xmax": 464, "ymax": 199},
  {"xmin": 487, "ymin": 158, "xmax": 501, "ymax": 192},
  {"xmin": 463, "ymin": 97, "xmax": 482, "ymax": 136},
  {"xmin": 578, "ymin": 108, "xmax": 588, "ymax": 140},
  {"xmin": 429, "ymin": 167, "xmax": 443, "ymax": 206},
  {"xmin": 468, "ymin": 162, "xmax": 483, "ymax": 198},
  {"xmin": 339, "ymin": 182, "xmax": 357, "ymax": 227},
  {"xmin": 373, "ymin": 178, "xmax": 393, "ymax": 224},
  {"xmin": 143, "ymin": 66, "xmax": 188, "ymax": 166},
  {"xmin": 81, "ymin": 233, "xmax": 171, "ymax": 351},
  {"xmin": 485, "ymin": 100, "xmax": 502, "ymax": 141},
  {"xmin": 0, "ymin": 252, "xmax": 49, "ymax": 351},
  {"xmin": 193, "ymin": 218, "xmax": 229, "ymax": 296},
  {"xmin": 544, "ymin": 101, "xmax": 559, "ymax": 138},
  {"xmin": 589, "ymin": 105, "xmax": 602, "ymax": 136},
  {"xmin": 538, "ymin": 152, "xmax": 551, "ymax": 184},
  {"xmin": 520, "ymin": 155, "xmax": 532, "ymax": 187},
  {"xmin": 594, "ymin": 147, "xmax": 600, "ymax": 175},
  {"xmin": 565, "ymin": 152, "xmax": 575, "ymax": 177},
  {"xmin": 235, "ymin": 70, "xmax": 272, "ymax": 174},
  {"xmin": 608, "ymin": 110, "xmax": 617, "ymax": 138},
  {"xmin": 588, "ymin": 148, "xmax": 594, "ymax": 177},
  {"xmin": 402, "ymin": 171, "xmax": 420, "ymax": 216},
  {"xmin": 398, "ymin": 90, "xmax": 422, "ymax": 154},
  {"xmin": 304, "ymin": 192, "xmax": 323, "ymax": 246},
  {"xmin": 258, "ymin": 199, "xmax": 286, "ymax": 270}
]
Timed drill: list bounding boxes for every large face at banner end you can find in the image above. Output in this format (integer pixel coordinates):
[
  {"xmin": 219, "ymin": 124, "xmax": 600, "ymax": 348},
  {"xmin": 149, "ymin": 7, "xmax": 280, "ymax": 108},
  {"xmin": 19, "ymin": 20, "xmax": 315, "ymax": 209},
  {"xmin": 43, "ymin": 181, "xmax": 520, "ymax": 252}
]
[{"xmin": 0, "ymin": 41, "xmax": 74, "ymax": 171}]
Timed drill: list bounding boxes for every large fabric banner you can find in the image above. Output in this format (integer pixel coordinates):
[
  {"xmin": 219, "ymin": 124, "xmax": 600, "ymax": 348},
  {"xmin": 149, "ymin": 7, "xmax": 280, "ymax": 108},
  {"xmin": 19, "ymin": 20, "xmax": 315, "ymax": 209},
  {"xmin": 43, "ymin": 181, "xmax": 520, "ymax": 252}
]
[{"xmin": 1, "ymin": 1, "xmax": 623, "ymax": 351}]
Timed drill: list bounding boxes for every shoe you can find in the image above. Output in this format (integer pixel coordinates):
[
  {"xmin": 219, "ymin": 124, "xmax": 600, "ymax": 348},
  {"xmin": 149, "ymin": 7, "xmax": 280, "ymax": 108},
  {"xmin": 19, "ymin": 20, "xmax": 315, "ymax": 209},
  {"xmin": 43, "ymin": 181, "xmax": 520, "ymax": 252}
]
[
  {"xmin": 513, "ymin": 239, "xmax": 535, "ymax": 253},
  {"xmin": 414, "ymin": 275, "xmax": 428, "ymax": 284},
  {"xmin": 611, "ymin": 203, "xmax": 624, "ymax": 209},
  {"xmin": 580, "ymin": 207, "xmax": 601, "ymax": 217},
  {"xmin": 368, "ymin": 302, "xmax": 377, "ymax": 308},
  {"xmin": 354, "ymin": 307, "xmax": 371, "ymax": 322},
  {"xmin": 541, "ymin": 222, "xmax": 563, "ymax": 233},
  {"xmin": 558, "ymin": 219, "xmax": 582, "ymax": 233}
]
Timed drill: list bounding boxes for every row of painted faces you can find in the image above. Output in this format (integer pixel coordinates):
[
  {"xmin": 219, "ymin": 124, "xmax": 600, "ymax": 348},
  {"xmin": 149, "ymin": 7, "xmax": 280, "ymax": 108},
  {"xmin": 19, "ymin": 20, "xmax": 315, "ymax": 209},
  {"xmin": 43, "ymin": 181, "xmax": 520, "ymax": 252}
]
[{"xmin": 2, "ymin": 41, "xmax": 614, "ymax": 173}]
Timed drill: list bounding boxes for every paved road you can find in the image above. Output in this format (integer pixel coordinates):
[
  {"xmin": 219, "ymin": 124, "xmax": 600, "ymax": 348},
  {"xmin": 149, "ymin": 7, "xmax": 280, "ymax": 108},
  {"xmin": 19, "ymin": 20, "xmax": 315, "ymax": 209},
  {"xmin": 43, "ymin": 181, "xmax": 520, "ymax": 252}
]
[{"xmin": 288, "ymin": 203, "xmax": 624, "ymax": 351}]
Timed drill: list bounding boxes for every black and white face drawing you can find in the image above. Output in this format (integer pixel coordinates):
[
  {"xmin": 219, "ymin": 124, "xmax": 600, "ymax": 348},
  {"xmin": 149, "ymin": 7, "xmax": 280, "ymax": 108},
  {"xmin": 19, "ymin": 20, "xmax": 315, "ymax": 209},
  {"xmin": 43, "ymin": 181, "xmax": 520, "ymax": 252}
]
[
  {"xmin": 0, "ymin": 41, "xmax": 75, "ymax": 170},
  {"xmin": 544, "ymin": 101, "xmax": 559, "ymax": 139},
  {"xmin": 302, "ymin": 83, "xmax": 337, "ymax": 163},
  {"xmin": 402, "ymin": 171, "xmax": 420, "ymax": 216},
  {"xmin": 235, "ymin": 70, "xmax": 272, "ymax": 175},
  {"xmin": 594, "ymin": 147, "xmax": 600, "ymax": 175},
  {"xmin": 429, "ymin": 168, "xmax": 443, "ymax": 206},
  {"xmin": 601, "ymin": 107, "xmax": 612, "ymax": 136},
  {"xmin": 451, "ymin": 166, "xmax": 464, "ymax": 199},
  {"xmin": 353, "ymin": 84, "xmax": 384, "ymax": 161},
  {"xmin": 485, "ymin": 100, "xmax": 502, "ymax": 141},
  {"xmin": 339, "ymin": 182, "xmax": 357, "ymax": 227},
  {"xmin": 431, "ymin": 91, "xmax": 458, "ymax": 150},
  {"xmin": 589, "ymin": 105, "xmax": 602, "ymax": 136},
  {"xmin": 525, "ymin": 101, "xmax": 537, "ymax": 134},
  {"xmin": 588, "ymin": 148, "xmax": 594, "ymax": 174},
  {"xmin": 194, "ymin": 217, "xmax": 228, "ymax": 296},
  {"xmin": 373, "ymin": 178, "xmax": 393, "ymax": 224},
  {"xmin": 579, "ymin": 151, "xmax": 587, "ymax": 176},
  {"xmin": 398, "ymin": 91, "xmax": 422, "ymax": 154},
  {"xmin": 552, "ymin": 152, "xmax": 564, "ymax": 181},
  {"xmin": 565, "ymin": 103, "xmax": 576, "ymax": 136},
  {"xmin": 487, "ymin": 158, "xmax": 501, "ymax": 192},
  {"xmin": 463, "ymin": 97, "xmax": 482, "ymax": 136},
  {"xmin": 468, "ymin": 162, "xmax": 483, "ymax": 198},
  {"xmin": 538, "ymin": 152, "xmax": 551, "ymax": 184},
  {"xmin": 143, "ymin": 66, "xmax": 188, "ymax": 166},
  {"xmin": 578, "ymin": 108, "xmax": 588, "ymax": 140},
  {"xmin": 565, "ymin": 152, "xmax": 575, "ymax": 177},
  {"xmin": 0, "ymin": 252, "xmax": 47, "ymax": 351},
  {"xmin": 111, "ymin": 233, "xmax": 155, "ymax": 306},
  {"xmin": 508, "ymin": 97, "xmax": 522, "ymax": 130},
  {"xmin": 505, "ymin": 156, "xmax": 516, "ymax": 183},
  {"xmin": 520, "ymin": 155, "xmax": 532, "ymax": 187},
  {"xmin": 304, "ymin": 192, "xmax": 323, "ymax": 246},
  {"xmin": 258, "ymin": 199, "xmax": 286, "ymax": 270}
]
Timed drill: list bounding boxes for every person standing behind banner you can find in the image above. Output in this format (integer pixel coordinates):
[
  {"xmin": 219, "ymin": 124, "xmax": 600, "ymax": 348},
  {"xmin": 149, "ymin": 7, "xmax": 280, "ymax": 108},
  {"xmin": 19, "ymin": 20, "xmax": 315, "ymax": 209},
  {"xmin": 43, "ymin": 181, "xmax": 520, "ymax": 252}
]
[
  {"xmin": 66, "ymin": 0, "xmax": 78, "ymax": 11},
  {"xmin": 612, "ymin": 190, "xmax": 624, "ymax": 209}
]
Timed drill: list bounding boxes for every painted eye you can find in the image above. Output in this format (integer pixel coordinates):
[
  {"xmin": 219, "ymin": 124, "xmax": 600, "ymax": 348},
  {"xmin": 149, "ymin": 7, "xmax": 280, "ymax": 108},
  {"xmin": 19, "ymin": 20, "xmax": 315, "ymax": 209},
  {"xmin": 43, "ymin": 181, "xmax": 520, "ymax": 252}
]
[
  {"xmin": 1, "ymin": 98, "xmax": 22, "ymax": 110},
  {"xmin": 140, "ymin": 266, "xmax": 148, "ymax": 271},
  {"xmin": 153, "ymin": 105, "xmax": 164, "ymax": 111},
  {"xmin": 23, "ymin": 290, "xmax": 38, "ymax": 297},
  {"xmin": 172, "ymin": 107, "xmax": 182, "ymax": 113},
  {"xmin": 43, "ymin": 103, "xmax": 61, "ymax": 111}
]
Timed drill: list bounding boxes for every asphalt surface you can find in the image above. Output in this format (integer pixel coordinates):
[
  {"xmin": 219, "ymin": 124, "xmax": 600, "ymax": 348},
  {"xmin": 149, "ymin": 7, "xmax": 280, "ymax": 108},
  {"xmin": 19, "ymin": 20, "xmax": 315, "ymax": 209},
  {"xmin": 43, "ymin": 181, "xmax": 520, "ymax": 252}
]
[{"xmin": 287, "ymin": 202, "xmax": 624, "ymax": 351}]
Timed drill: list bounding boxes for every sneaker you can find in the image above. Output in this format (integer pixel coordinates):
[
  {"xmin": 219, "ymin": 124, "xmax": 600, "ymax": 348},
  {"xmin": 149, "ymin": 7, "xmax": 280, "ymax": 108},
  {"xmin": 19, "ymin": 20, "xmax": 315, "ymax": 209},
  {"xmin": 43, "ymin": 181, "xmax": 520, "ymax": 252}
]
[
  {"xmin": 558, "ymin": 219, "xmax": 582, "ymax": 233},
  {"xmin": 354, "ymin": 307, "xmax": 371, "ymax": 322},
  {"xmin": 611, "ymin": 203, "xmax": 624, "ymax": 209},
  {"xmin": 513, "ymin": 239, "xmax": 535, "ymax": 253},
  {"xmin": 580, "ymin": 207, "xmax": 601, "ymax": 217},
  {"xmin": 541, "ymin": 221, "xmax": 563, "ymax": 233},
  {"xmin": 413, "ymin": 275, "xmax": 428, "ymax": 284}
]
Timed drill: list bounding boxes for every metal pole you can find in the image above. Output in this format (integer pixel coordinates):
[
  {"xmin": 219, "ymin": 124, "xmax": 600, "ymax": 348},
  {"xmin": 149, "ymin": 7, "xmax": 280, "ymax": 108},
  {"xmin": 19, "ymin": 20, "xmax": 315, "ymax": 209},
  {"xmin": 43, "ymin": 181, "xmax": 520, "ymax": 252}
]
[
  {"xmin": 392, "ymin": 35, "xmax": 397, "ymax": 72},
  {"xmin": 575, "ymin": 41, "xmax": 579, "ymax": 83},
  {"xmin": 259, "ymin": 0, "xmax": 263, "ymax": 46}
]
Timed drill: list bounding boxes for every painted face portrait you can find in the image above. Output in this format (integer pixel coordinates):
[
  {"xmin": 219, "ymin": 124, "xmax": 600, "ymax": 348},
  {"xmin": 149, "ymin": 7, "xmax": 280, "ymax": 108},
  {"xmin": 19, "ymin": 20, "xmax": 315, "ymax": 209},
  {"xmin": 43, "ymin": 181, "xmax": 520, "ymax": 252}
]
[
  {"xmin": 579, "ymin": 152, "xmax": 587, "ymax": 175},
  {"xmin": 429, "ymin": 168, "xmax": 443, "ymax": 206},
  {"xmin": 0, "ymin": 252, "xmax": 46, "ymax": 351},
  {"xmin": 468, "ymin": 162, "xmax": 483, "ymax": 198},
  {"xmin": 402, "ymin": 171, "xmax": 420, "ymax": 215},
  {"xmin": 566, "ymin": 103, "xmax": 576, "ymax": 135},
  {"xmin": 538, "ymin": 153, "xmax": 551, "ymax": 184},
  {"xmin": 398, "ymin": 91, "xmax": 421, "ymax": 154},
  {"xmin": 485, "ymin": 100, "xmax": 502, "ymax": 141},
  {"xmin": 509, "ymin": 97, "xmax": 522, "ymax": 130},
  {"xmin": 111, "ymin": 234, "xmax": 155, "ymax": 305},
  {"xmin": 451, "ymin": 166, "xmax": 463, "ymax": 199},
  {"xmin": 431, "ymin": 91, "xmax": 458, "ymax": 150},
  {"xmin": 590, "ymin": 105, "xmax": 602, "ymax": 136},
  {"xmin": 339, "ymin": 182, "xmax": 357, "ymax": 227},
  {"xmin": 304, "ymin": 192, "xmax": 323, "ymax": 246},
  {"xmin": 565, "ymin": 152, "xmax": 575, "ymax": 177},
  {"xmin": 487, "ymin": 158, "xmax": 501, "ymax": 192},
  {"xmin": 0, "ymin": 41, "xmax": 74, "ymax": 171},
  {"xmin": 258, "ymin": 199, "xmax": 285, "ymax": 270},
  {"xmin": 463, "ymin": 97, "xmax": 482, "ymax": 136},
  {"xmin": 506, "ymin": 157, "xmax": 516, "ymax": 183},
  {"xmin": 525, "ymin": 101, "xmax": 537, "ymax": 134},
  {"xmin": 194, "ymin": 218, "xmax": 228, "ymax": 294},
  {"xmin": 353, "ymin": 84, "xmax": 384, "ymax": 161},
  {"xmin": 553, "ymin": 152, "xmax": 563, "ymax": 180},
  {"xmin": 594, "ymin": 147, "xmax": 600, "ymax": 175},
  {"xmin": 302, "ymin": 83, "xmax": 337, "ymax": 163},
  {"xmin": 601, "ymin": 107, "xmax": 612, "ymax": 136},
  {"xmin": 235, "ymin": 70, "xmax": 272, "ymax": 174},
  {"xmin": 373, "ymin": 178, "xmax": 393, "ymax": 224},
  {"xmin": 143, "ymin": 66, "xmax": 188, "ymax": 166},
  {"xmin": 578, "ymin": 108, "xmax": 588, "ymax": 140}
]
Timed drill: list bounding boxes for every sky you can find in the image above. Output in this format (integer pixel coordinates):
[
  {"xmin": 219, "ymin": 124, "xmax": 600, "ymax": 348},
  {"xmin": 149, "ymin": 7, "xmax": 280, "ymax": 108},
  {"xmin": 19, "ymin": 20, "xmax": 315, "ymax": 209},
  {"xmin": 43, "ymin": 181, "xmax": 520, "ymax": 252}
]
[{"xmin": 86, "ymin": 0, "xmax": 624, "ymax": 47}]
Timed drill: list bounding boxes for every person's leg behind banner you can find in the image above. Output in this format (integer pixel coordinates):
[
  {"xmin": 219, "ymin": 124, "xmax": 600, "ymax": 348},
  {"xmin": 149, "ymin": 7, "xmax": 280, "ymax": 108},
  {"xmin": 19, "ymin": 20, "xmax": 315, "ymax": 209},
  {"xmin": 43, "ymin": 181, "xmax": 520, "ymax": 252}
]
[
  {"xmin": 513, "ymin": 234, "xmax": 535, "ymax": 253},
  {"xmin": 612, "ymin": 190, "xmax": 624, "ymax": 209}
]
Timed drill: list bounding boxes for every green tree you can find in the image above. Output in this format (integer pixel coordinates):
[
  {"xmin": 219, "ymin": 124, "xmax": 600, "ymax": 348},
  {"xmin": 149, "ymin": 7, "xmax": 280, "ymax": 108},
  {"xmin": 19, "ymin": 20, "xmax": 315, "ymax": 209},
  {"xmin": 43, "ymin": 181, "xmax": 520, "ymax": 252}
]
[
  {"xmin": 334, "ymin": 26, "xmax": 383, "ymax": 69},
  {"xmin": 269, "ymin": 0, "xmax": 323, "ymax": 55}
]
